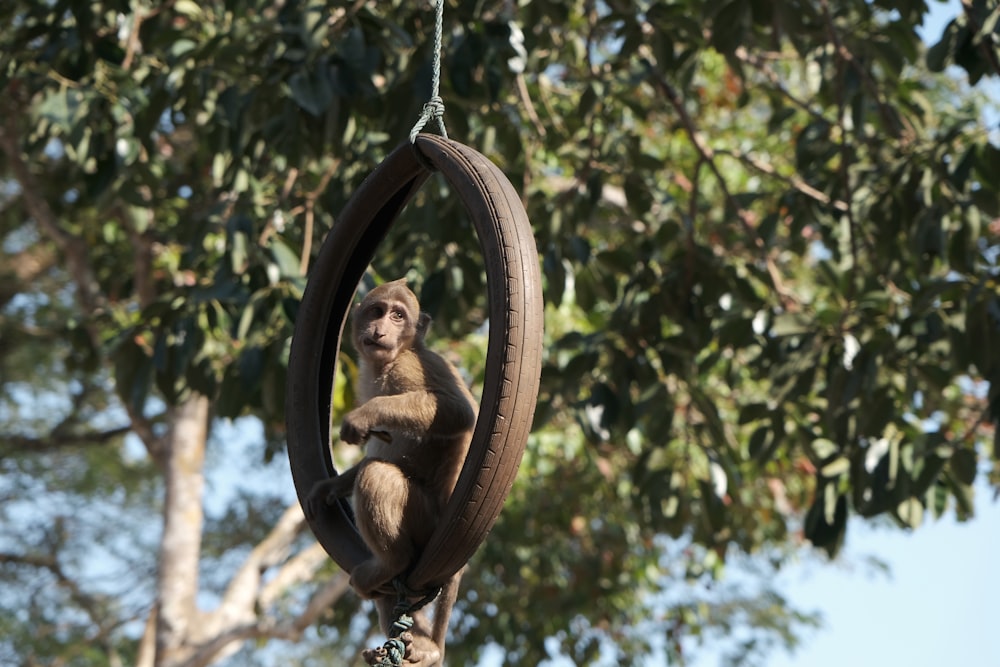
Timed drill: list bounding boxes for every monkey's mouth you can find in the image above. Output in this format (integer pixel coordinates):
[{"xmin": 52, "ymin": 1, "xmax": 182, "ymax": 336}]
[{"xmin": 361, "ymin": 338, "xmax": 389, "ymax": 351}]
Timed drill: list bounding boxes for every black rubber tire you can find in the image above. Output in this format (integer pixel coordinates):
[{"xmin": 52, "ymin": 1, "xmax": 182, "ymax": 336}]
[{"xmin": 286, "ymin": 134, "xmax": 543, "ymax": 592}]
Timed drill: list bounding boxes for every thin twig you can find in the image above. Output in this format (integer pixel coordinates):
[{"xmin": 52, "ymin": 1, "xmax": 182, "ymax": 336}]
[
  {"xmin": 638, "ymin": 45, "xmax": 760, "ymax": 244},
  {"xmin": 298, "ymin": 159, "xmax": 341, "ymax": 275},
  {"xmin": 733, "ymin": 46, "xmax": 830, "ymax": 124},
  {"xmin": 715, "ymin": 148, "xmax": 849, "ymax": 212},
  {"xmin": 515, "ymin": 73, "xmax": 547, "ymax": 138},
  {"xmin": 122, "ymin": 2, "xmax": 175, "ymax": 70},
  {"xmin": 818, "ymin": 0, "xmax": 911, "ymax": 139}
]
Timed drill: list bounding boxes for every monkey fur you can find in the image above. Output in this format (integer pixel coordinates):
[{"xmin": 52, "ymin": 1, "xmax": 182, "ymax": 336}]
[{"xmin": 306, "ymin": 278, "xmax": 477, "ymax": 667}]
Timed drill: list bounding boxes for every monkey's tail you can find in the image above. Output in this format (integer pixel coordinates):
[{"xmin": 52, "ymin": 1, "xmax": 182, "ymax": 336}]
[{"xmin": 431, "ymin": 567, "xmax": 464, "ymax": 666}]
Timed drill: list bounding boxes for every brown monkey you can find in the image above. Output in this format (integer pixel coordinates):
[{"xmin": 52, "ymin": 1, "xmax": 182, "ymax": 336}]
[{"xmin": 306, "ymin": 278, "xmax": 477, "ymax": 667}]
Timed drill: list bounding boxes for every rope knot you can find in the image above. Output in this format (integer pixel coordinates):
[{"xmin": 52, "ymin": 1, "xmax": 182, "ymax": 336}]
[
  {"xmin": 409, "ymin": 95, "xmax": 449, "ymax": 142},
  {"xmin": 422, "ymin": 96, "xmax": 445, "ymax": 120}
]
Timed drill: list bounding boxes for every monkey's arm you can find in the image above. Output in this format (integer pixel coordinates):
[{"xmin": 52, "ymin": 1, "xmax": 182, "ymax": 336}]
[
  {"xmin": 340, "ymin": 390, "xmax": 475, "ymax": 445},
  {"xmin": 304, "ymin": 466, "xmax": 358, "ymax": 519}
]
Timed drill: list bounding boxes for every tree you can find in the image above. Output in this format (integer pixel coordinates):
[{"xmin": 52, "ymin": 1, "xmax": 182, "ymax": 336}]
[{"xmin": 1, "ymin": 0, "xmax": 997, "ymax": 665}]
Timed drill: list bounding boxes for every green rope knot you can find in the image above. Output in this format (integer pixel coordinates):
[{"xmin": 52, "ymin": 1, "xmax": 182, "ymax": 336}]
[
  {"xmin": 367, "ymin": 614, "xmax": 414, "ymax": 667},
  {"xmin": 363, "ymin": 579, "xmax": 443, "ymax": 667}
]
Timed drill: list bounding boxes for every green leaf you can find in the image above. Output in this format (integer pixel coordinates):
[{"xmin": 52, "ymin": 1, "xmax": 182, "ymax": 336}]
[
  {"xmin": 113, "ymin": 339, "xmax": 153, "ymax": 414},
  {"xmin": 804, "ymin": 482, "xmax": 848, "ymax": 557},
  {"xmin": 174, "ymin": 0, "xmax": 203, "ymax": 18},
  {"xmin": 170, "ymin": 39, "xmax": 197, "ymax": 59},
  {"xmin": 896, "ymin": 497, "xmax": 923, "ymax": 529},
  {"xmin": 949, "ymin": 448, "xmax": 977, "ymax": 486},
  {"xmin": 738, "ymin": 402, "xmax": 770, "ymax": 425},
  {"xmin": 37, "ymin": 90, "xmax": 72, "ymax": 130},
  {"xmin": 270, "ymin": 238, "xmax": 301, "ymax": 278},
  {"xmin": 289, "ymin": 65, "xmax": 334, "ymax": 116},
  {"xmin": 711, "ymin": 1, "xmax": 748, "ymax": 53},
  {"xmin": 770, "ymin": 312, "xmax": 812, "ymax": 337},
  {"xmin": 926, "ymin": 21, "xmax": 957, "ymax": 71},
  {"xmin": 809, "ymin": 438, "xmax": 838, "ymax": 462},
  {"xmin": 820, "ymin": 456, "xmax": 850, "ymax": 478},
  {"xmin": 748, "ymin": 425, "xmax": 776, "ymax": 463}
]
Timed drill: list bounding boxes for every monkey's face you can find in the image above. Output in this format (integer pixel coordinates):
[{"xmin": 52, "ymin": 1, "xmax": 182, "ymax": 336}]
[{"xmin": 353, "ymin": 281, "xmax": 427, "ymax": 365}]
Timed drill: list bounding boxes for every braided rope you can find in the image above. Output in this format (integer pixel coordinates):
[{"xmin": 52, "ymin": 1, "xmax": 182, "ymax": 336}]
[{"xmin": 409, "ymin": 0, "xmax": 448, "ymax": 142}]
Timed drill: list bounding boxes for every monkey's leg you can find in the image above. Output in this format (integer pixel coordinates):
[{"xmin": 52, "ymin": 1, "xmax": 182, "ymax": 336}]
[{"xmin": 352, "ymin": 460, "xmax": 435, "ymax": 598}]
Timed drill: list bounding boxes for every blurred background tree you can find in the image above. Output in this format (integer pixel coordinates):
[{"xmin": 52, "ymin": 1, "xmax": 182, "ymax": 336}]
[{"xmin": 0, "ymin": 0, "xmax": 997, "ymax": 665}]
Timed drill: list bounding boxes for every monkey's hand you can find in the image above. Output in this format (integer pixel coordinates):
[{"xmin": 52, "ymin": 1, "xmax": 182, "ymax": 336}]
[
  {"xmin": 340, "ymin": 409, "xmax": 392, "ymax": 444},
  {"xmin": 361, "ymin": 632, "xmax": 441, "ymax": 667},
  {"xmin": 339, "ymin": 408, "xmax": 371, "ymax": 445}
]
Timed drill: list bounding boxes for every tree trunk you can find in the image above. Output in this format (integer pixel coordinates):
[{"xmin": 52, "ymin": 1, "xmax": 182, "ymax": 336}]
[{"xmin": 154, "ymin": 393, "xmax": 211, "ymax": 667}]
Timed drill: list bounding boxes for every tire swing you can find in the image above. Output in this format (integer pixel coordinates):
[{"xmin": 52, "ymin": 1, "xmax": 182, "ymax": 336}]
[{"xmin": 285, "ymin": 131, "xmax": 543, "ymax": 594}]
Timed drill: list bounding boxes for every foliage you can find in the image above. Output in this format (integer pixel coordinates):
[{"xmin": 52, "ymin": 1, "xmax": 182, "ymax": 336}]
[{"xmin": 1, "ymin": 0, "xmax": 998, "ymax": 666}]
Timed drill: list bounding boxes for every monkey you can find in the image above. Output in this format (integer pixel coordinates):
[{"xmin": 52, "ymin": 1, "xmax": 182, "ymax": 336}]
[{"xmin": 305, "ymin": 278, "xmax": 477, "ymax": 667}]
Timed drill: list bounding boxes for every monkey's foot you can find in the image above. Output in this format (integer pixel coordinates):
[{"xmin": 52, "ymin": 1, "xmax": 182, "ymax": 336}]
[
  {"xmin": 361, "ymin": 632, "xmax": 441, "ymax": 667},
  {"xmin": 400, "ymin": 632, "xmax": 442, "ymax": 667},
  {"xmin": 303, "ymin": 477, "xmax": 352, "ymax": 520}
]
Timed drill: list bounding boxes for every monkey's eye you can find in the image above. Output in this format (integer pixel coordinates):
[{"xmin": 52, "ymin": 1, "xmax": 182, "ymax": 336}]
[{"xmin": 390, "ymin": 309, "xmax": 406, "ymax": 321}]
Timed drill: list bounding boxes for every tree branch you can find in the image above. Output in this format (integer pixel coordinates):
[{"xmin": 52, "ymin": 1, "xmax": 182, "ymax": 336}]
[
  {"xmin": 515, "ymin": 72, "xmax": 547, "ymax": 138},
  {"xmin": 0, "ymin": 114, "xmax": 106, "ymax": 350},
  {"xmin": 180, "ymin": 570, "xmax": 352, "ymax": 667},
  {"xmin": 186, "ymin": 504, "xmax": 338, "ymax": 666},
  {"xmin": 732, "ymin": 47, "xmax": 831, "ymax": 124},
  {"xmin": 117, "ymin": 199, "xmax": 158, "ymax": 309},
  {"xmin": 0, "ymin": 425, "xmax": 131, "ymax": 455},
  {"xmin": 0, "ymin": 549, "xmax": 121, "ymax": 654},
  {"xmin": 714, "ymin": 148, "xmax": 849, "ymax": 213},
  {"xmin": 637, "ymin": 44, "xmax": 761, "ymax": 245},
  {"xmin": 125, "ymin": 403, "xmax": 168, "ymax": 470},
  {"xmin": 0, "ymin": 245, "xmax": 57, "ymax": 310},
  {"xmin": 298, "ymin": 159, "xmax": 341, "ymax": 275},
  {"xmin": 285, "ymin": 572, "xmax": 353, "ymax": 635},
  {"xmin": 121, "ymin": 2, "xmax": 176, "ymax": 70},
  {"xmin": 214, "ymin": 504, "xmax": 309, "ymax": 619},
  {"xmin": 818, "ymin": 0, "xmax": 911, "ymax": 140},
  {"xmin": 258, "ymin": 541, "xmax": 330, "ymax": 609}
]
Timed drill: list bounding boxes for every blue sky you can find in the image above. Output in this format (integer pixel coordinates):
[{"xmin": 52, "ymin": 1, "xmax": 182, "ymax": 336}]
[{"xmin": 762, "ymin": 492, "xmax": 1000, "ymax": 667}]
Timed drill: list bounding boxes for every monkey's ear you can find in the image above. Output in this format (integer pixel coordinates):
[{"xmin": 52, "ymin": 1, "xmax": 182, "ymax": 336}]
[{"xmin": 416, "ymin": 312, "xmax": 432, "ymax": 338}]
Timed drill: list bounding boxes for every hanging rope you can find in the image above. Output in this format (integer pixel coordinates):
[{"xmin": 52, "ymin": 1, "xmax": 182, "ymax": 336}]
[
  {"xmin": 364, "ymin": 580, "xmax": 443, "ymax": 667},
  {"xmin": 409, "ymin": 0, "xmax": 448, "ymax": 142}
]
